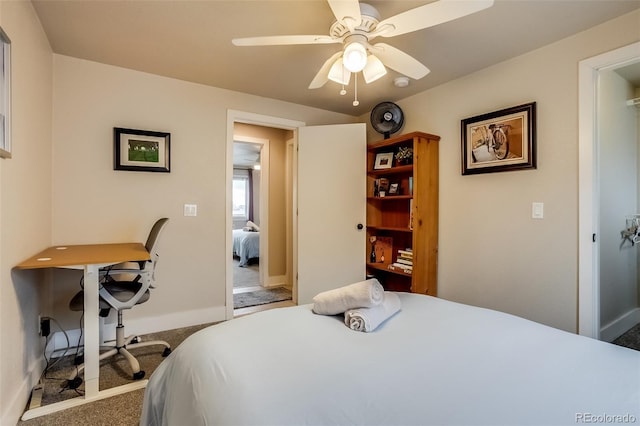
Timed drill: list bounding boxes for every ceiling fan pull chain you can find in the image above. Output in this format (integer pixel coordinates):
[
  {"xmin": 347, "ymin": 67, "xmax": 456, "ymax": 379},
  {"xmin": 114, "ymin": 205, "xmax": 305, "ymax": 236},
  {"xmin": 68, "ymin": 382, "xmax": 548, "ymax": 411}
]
[{"xmin": 353, "ymin": 73, "xmax": 359, "ymax": 106}]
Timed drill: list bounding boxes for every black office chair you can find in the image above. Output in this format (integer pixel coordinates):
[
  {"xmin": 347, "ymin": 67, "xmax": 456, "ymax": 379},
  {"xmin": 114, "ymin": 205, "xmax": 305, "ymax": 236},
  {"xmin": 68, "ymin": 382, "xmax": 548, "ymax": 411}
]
[{"xmin": 67, "ymin": 218, "xmax": 172, "ymax": 388}]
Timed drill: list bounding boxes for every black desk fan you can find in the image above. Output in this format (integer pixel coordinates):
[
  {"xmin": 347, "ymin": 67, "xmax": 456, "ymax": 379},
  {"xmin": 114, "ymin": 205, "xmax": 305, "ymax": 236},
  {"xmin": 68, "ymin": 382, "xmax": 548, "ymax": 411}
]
[{"xmin": 370, "ymin": 102, "xmax": 404, "ymax": 139}]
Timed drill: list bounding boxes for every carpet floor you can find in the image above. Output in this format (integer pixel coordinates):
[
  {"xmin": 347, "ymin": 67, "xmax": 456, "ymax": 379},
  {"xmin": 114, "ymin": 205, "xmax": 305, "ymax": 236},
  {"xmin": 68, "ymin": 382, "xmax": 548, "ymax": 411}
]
[
  {"xmin": 233, "ymin": 258, "xmax": 260, "ymax": 288},
  {"xmin": 18, "ymin": 318, "xmax": 640, "ymax": 425},
  {"xmin": 233, "ymin": 286, "xmax": 292, "ymax": 309},
  {"xmin": 18, "ymin": 322, "xmax": 215, "ymax": 426}
]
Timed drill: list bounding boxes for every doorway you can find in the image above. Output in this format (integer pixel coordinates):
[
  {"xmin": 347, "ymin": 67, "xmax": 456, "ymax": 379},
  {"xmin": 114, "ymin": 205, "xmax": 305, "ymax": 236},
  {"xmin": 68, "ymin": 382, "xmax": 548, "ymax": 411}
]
[
  {"xmin": 225, "ymin": 111, "xmax": 305, "ymax": 320},
  {"xmin": 232, "ymin": 138, "xmax": 266, "ymax": 290},
  {"xmin": 578, "ymin": 41, "xmax": 640, "ymax": 339},
  {"xmin": 231, "ymin": 128, "xmax": 294, "ymax": 316}
]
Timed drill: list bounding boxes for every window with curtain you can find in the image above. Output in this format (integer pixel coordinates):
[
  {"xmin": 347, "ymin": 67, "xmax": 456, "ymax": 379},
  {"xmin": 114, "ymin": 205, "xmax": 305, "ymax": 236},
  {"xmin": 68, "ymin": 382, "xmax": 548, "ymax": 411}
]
[{"xmin": 232, "ymin": 176, "xmax": 249, "ymax": 219}]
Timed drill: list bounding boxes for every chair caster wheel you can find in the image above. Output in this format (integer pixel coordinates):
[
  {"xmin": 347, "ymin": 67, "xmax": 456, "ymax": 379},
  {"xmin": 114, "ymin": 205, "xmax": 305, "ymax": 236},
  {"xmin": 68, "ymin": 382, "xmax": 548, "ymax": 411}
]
[
  {"xmin": 133, "ymin": 371, "xmax": 145, "ymax": 380},
  {"xmin": 67, "ymin": 376, "xmax": 83, "ymax": 389},
  {"xmin": 131, "ymin": 336, "xmax": 140, "ymax": 344},
  {"xmin": 162, "ymin": 348, "xmax": 172, "ymax": 357}
]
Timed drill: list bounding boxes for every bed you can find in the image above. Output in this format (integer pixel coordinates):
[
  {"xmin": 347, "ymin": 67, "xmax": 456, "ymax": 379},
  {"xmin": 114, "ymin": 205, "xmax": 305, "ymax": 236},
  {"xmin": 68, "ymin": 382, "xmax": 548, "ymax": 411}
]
[
  {"xmin": 141, "ymin": 292, "xmax": 640, "ymax": 426},
  {"xmin": 232, "ymin": 228, "xmax": 259, "ymax": 266}
]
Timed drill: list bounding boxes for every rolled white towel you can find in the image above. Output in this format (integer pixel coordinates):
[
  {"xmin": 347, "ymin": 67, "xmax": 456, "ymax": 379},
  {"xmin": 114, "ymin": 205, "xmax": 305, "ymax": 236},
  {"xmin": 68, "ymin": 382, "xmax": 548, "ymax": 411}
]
[
  {"xmin": 312, "ymin": 279, "xmax": 384, "ymax": 315},
  {"xmin": 344, "ymin": 292, "xmax": 402, "ymax": 332}
]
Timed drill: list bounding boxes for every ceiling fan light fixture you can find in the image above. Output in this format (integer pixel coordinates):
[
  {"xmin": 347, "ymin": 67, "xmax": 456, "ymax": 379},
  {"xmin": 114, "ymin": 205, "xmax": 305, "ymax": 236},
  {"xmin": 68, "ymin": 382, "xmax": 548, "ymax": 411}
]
[
  {"xmin": 343, "ymin": 41, "xmax": 368, "ymax": 73},
  {"xmin": 362, "ymin": 55, "xmax": 387, "ymax": 84},
  {"xmin": 328, "ymin": 57, "xmax": 351, "ymax": 85}
]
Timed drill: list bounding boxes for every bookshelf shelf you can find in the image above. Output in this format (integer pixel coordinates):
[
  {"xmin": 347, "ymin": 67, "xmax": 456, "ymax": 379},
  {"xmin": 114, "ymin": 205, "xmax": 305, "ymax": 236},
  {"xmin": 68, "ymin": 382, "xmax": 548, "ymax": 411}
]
[
  {"xmin": 367, "ymin": 165, "xmax": 413, "ymax": 176},
  {"xmin": 367, "ymin": 195, "xmax": 413, "ymax": 201},
  {"xmin": 367, "ymin": 262, "xmax": 413, "ymax": 277},
  {"xmin": 366, "ymin": 131, "xmax": 439, "ymax": 295},
  {"xmin": 367, "ymin": 225, "xmax": 412, "ymax": 233}
]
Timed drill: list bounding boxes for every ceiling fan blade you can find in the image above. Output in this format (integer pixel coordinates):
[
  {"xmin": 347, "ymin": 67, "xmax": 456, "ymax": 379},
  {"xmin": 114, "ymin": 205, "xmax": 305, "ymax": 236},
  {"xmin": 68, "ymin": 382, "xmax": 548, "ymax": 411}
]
[
  {"xmin": 371, "ymin": 43, "xmax": 430, "ymax": 80},
  {"xmin": 327, "ymin": 0, "xmax": 362, "ymax": 30},
  {"xmin": 309, "ymin": 51, "xmax": 344, "ymax": 89},
  {"xmin": 232, "ymin": 35, "xmax": 339, "ymax": 46},
  {"xmin": 376, "ymin": 0, "xmax": 494, "ymax": 38}
]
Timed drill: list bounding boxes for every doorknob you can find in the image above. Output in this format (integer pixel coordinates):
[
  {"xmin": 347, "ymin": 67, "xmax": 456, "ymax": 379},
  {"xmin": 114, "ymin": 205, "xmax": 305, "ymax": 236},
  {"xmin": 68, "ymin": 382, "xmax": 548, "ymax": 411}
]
[{"xmin": 357, "ymin": 223, "xmax": 364, "ymax": 230}]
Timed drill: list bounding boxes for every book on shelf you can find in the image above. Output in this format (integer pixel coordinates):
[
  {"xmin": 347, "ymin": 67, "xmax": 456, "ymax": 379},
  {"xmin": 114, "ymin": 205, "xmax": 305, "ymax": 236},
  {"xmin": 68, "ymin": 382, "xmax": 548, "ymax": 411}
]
[
  {"xmin": 395, "ymin": 257, "xmax": 413, "ymax": 266},
  {"xmin": 388, "ymin": 263, "xmax": 412, "ymax": 274},
  {"xmin": 392, "ymin": 262, "xmax": 412, "ymax": 270},
  {"xmin": 371, "ymin": 236, "xmax": 393, "ymax": 264},
  {"xmin": 398, "ymin": 248, "xmax": 413, "ymax": 257}
]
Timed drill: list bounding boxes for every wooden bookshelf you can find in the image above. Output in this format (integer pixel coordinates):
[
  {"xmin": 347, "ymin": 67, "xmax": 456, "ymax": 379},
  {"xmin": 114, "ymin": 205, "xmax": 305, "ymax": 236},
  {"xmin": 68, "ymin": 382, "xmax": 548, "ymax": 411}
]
[{"xmin": 366, "ymin": 132, "xmax": 439, "ymax": 295}]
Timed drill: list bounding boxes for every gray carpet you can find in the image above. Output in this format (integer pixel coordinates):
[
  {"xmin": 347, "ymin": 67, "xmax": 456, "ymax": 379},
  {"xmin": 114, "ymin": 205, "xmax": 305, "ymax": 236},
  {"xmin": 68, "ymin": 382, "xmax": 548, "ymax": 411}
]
[
  {"xmin": 233, "ymin": 258, "xmax": 260, "ymax": 288},
  {"xmin": 234, "ymin": 286, "xmax": 292, "ymax": 309},
  {"xmin": 18, "ymin": 322, "xmax": 215, "ymax": 426},
  {"xmin": 613, "ymin": 322, "xmax": 640, "ymax": 350}
]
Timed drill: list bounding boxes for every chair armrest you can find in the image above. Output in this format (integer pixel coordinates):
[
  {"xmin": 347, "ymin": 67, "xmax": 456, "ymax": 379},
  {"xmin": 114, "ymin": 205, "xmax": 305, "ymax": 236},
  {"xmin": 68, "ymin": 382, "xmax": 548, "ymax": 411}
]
[{"xmin": 99, "ymin": 269, "xmax": 152, "ymax": 310}]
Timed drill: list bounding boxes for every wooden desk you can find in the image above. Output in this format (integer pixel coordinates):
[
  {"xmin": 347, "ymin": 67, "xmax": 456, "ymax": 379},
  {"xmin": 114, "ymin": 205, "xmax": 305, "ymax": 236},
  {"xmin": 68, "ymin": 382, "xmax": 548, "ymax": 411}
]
[{"xmin": 16, "ymin": 243, "xmax": 150, "ymax": 420}]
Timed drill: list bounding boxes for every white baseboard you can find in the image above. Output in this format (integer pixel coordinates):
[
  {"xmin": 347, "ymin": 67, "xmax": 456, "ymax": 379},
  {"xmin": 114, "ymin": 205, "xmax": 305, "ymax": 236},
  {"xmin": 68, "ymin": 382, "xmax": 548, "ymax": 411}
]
[
  {"xmin": 600, "ymin": 307, "xmax": 640, "ymax": 342},
  {"xmin": 50, "ymin": 305, "xmax": 227, "ymax": 355},
  {"xmin": 264, "ymin": 274, "xmax": 288, "ymax": 288},
  {"xmin": 7, "ymin": 356, "xmax": 46, "ymax": 426}
]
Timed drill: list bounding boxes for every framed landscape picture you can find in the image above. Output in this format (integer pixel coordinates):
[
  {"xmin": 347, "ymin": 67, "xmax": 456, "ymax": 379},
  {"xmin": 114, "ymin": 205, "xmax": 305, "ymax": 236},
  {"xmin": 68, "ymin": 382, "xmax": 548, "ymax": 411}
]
[{"xmin": 114, "ymin": 127, "xmax": 171, "ymax": 172}]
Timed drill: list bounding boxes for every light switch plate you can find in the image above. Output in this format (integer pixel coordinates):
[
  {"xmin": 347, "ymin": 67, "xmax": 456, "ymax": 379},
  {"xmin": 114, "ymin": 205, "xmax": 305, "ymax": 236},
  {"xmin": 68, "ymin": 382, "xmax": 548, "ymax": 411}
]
[
  {"xmin": 184, "ymin": 204, "xmax": 197, "ymax": 217},
  {"xmin": 532, "ymin": 202, "xmax": 544, "ymax": 219}
]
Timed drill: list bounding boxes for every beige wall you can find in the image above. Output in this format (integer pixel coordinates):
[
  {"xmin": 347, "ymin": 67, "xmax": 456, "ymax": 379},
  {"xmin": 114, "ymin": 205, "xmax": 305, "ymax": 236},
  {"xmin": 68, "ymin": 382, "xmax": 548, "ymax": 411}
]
[
  {"xmin": 0, "ymin": 0, "xmax": 53, "ymax": 423},
  {"xmin": 362, "ymin": 9, "xmax": 640, "ymax": 332},
  {"xmin": 48, "ymin": 55, "xmax": 354, "ymax": 334}
]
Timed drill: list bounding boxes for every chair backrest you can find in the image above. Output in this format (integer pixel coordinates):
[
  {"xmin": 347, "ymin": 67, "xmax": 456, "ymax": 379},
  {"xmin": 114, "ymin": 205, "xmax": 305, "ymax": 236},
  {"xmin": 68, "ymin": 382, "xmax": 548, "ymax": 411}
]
[
  {"xmin": 141, "ymin": 218, "xmax": 169, "ymax": 279},
  {"xmin": 99, "ymin": 218, "xmax": 169, "ymax": 310},
  {"xmin": 145, "ymin": 217, "xmax": 169, "ymax": 254}
]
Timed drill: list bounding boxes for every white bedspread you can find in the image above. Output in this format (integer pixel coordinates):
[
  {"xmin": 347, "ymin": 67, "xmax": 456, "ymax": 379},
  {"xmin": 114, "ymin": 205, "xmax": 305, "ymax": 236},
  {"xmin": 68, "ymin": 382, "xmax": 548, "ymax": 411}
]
[
  {"xmin": 232, "ymin": 229, "xmax": 259, "ymax": 266},
  {"xmin": 141, "ymin": 293, "xmax": 640, "ymax": 426}
]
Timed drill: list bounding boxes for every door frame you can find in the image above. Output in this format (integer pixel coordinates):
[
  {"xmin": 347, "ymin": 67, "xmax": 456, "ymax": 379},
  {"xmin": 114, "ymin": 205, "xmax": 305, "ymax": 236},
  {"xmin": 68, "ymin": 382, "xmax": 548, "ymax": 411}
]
[
  {"xmin": 578, "ymin": 41, "xmax": 640, "ymax": 338},
  {"xmin": 225, "ymin": 110, "xmax": 305, "ymax": 320}
]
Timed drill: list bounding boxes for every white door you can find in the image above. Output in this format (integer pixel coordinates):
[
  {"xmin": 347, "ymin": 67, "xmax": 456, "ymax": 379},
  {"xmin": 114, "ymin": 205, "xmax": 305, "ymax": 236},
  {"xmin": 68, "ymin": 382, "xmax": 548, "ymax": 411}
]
[{"xmin": 297, "ymin": 123, "xmax": 367, "ymax": 304}]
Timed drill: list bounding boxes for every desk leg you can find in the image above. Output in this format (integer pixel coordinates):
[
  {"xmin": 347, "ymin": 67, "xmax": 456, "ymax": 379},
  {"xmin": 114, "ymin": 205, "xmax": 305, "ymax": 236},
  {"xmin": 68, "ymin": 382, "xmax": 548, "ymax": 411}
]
[
  {"xmin": 83, "ymin": 264, "xmax": 100, "ymax": 397},
  {"xmin": 21, "ymin": 263, "xmax": 149, "ymax": 421}
]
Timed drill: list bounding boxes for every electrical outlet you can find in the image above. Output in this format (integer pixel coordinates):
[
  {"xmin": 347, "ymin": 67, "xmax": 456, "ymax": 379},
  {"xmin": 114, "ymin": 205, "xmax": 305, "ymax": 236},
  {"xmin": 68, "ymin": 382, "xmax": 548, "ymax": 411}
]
[{"xmin": 39, "ymin": 316, "xmax": 50, "ymax": 337}]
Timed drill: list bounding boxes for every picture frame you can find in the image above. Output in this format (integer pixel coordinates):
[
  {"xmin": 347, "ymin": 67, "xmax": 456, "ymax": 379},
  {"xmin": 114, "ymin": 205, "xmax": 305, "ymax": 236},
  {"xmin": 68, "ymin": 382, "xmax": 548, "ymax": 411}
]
[
  {"xmin": 388, "ymin": 182, "xmax": 399, "ymax": 195},
  {"xmin": 374, "ymin": 152, "xmax": 394, "ymax": 169},
  {"xmin": 461, "ymin": 102, "xmax": 536, "ymax": 175},
  {"xmin": 0, "ymin": 27, "xmax": 11, "ymax": 159},
  {"xmin": 114, "ymin": 127, "xmax": 170, "ymax": 172}
]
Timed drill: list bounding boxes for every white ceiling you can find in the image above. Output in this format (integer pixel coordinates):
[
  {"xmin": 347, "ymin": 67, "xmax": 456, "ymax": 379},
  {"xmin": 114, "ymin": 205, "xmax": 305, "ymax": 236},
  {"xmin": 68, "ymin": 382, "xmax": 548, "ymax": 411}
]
[
  {"xmin": 32, "ymin": 0, "xmax": 640, "ymax": 116},
  {"xmin": 233, "ymin": 142, "xmax": 261, "ymax": 168}
]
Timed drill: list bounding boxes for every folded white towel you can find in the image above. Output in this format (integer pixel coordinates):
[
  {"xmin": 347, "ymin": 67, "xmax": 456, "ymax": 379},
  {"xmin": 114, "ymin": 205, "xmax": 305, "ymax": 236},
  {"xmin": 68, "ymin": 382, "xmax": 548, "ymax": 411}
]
[
  {"xmin": 312, "ymin": 279, "xmax": 384, "ymax": 315},
  {"xmin": 344, "ymin": 292, "xmax": 401, "ymax": 332}
]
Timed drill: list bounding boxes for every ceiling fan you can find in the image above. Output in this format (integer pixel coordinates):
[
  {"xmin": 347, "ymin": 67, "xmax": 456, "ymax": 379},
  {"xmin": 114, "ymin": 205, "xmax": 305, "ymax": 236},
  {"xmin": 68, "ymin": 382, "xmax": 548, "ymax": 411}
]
[{"xmin": 232, "ymin": 0, "xmax": 494, "ymax": 95}]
